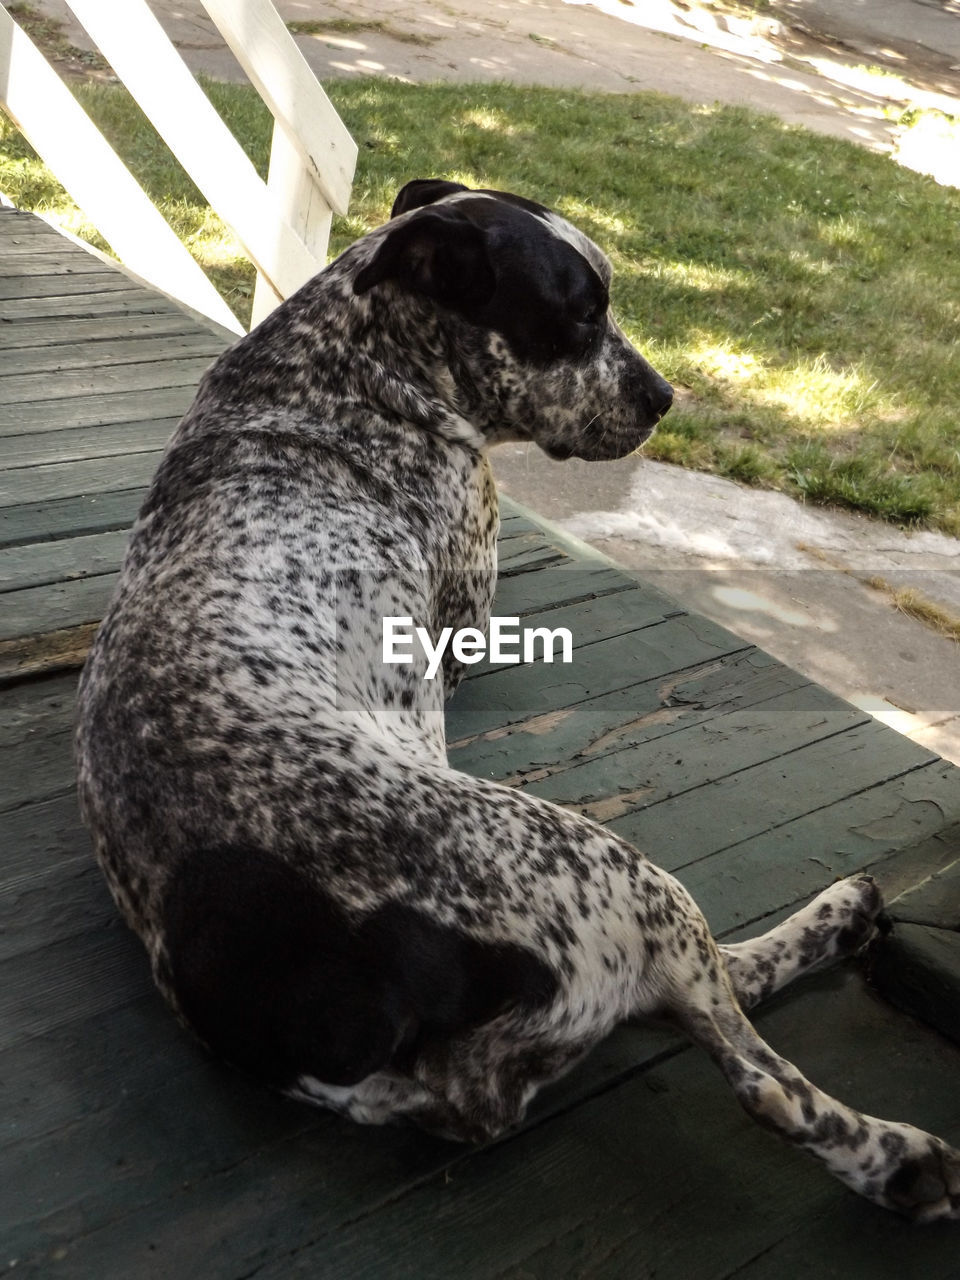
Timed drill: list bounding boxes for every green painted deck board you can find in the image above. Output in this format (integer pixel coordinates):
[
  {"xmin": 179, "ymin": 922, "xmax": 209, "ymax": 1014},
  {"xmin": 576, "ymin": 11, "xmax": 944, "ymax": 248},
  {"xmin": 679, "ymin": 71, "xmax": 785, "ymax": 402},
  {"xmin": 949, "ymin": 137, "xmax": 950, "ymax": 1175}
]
[
  {"xmin": 518, "ymin": 682, "xmax": 870, "ymax": 815},
  {"xmin": 1, "ymin": 331, "xmax": 227, "ymax": 376},
  {"xmin": 0, "ymin": 313, "xmax": 217, "ymax": 351},
  {"xmin": 0, "ymin": 270, "xmax": 143, "ymax": 300},
  {"xmin": 886, "ymin": 856, "xmax": 960, "ymax": 930},
  {"xmin": 0, "ymin": 451, "xmax": 164, "ymax": 506},
  {"xmin": 0, "ymin": 419, "xmax": 177, "ymax": 469},
  {"xmin": 448, "ymin": 649, "xmax": 809, "ymax": 773},
  {"xmin": 0, "ymin": 386, "xmax": 199, "ymax": 434},
  {"xmin": 240, "ymin": 976, "xmax": 960, "ymax": 1280},
  {"xmin": 870, "ymin": 856, "xmax": 960, "ymax": 1049},
  {"xmin": 3, "ymin": 206, "xmax": 960, "ymax": 1278},
  {"xmin": 0, "ymin": 530, "xmax": 129, "ymax": 593},
  {"xmin": 448, "ymin": 613, "xmax": 752, "ymax": 739},
  {"xmin": 0, "ymin": 488, "xmax": 146, "ymax": 548},
  {"xmin": 605, "ymin": 719, "xmax": 939, "ymax": 865},
  {"xmin": 1, "ymin": 357, "xmax": 216, "ymax": 405},
  {"xmin": 0, "ymin": 672, "xmax": 77, "ymax": 746},
  {"xmin": 0, "ymin": 572, "xmax": 119, "ymax": 641},
  {"xmin": 0, "ymin": 290, "xmax": 195, "ymax": 321},
  {"xmin": 0, "ymin": 252, "xmax": 116, "ymax": 277},
  {"xmin": 679, "ymin": 760, "xmax": 960, "ymax": 936},
  {"xmin": 0, "ymin": 723, "xmax": 75, "ymax": 817},
  {"xmin": 870, "ymin": 924, "xmax": 960, "ymax": 1049}
]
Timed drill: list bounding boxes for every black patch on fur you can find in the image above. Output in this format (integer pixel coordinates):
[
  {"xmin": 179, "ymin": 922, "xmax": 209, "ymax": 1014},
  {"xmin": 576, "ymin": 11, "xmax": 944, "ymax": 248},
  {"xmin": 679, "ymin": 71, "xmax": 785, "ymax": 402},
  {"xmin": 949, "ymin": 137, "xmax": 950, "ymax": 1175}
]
[
  {"xmin": 391, "ymin": 178, "xmax": 470, "ymax": 217},
  {"xmin": 162, "ymin": 845, "xmax": 559, "ymax": 1090},
  {"xmin": 353, "ymin": 207, "xmax": 497, "ymax": 314}
]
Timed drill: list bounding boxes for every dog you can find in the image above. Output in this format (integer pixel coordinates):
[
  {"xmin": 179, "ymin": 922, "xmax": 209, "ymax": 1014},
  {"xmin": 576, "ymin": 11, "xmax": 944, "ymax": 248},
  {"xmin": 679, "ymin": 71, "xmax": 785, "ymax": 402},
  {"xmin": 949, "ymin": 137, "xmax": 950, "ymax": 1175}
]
[{"xmin": 76, "ymin": 179, "xmax": 960, "ymax": 1221}]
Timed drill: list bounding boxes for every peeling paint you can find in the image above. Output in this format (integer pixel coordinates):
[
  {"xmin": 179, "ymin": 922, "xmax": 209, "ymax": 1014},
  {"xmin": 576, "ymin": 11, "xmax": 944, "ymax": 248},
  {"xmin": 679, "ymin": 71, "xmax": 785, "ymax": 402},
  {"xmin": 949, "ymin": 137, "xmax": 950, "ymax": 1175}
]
[
  {"xmin": 580, "ymin": 706, "xmax": 687, "ymax": 756},
  {"xmin": 570, "ymin": 785, "xmax": 654, "ymax": 823},
  {"xmin": 851, "ymin": 797, "xmax": 947, "ymax": 842},
  {"xmin": 448, "ymin": 706, "xmax": 574, "ymax": 750}
]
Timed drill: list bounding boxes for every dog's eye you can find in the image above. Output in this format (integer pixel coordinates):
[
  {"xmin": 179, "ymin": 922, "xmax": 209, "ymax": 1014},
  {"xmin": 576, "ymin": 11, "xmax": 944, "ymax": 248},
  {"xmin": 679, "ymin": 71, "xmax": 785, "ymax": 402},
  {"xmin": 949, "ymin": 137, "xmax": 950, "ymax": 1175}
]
[{"xmin": 580, "ymin": 302, "xmax": 606, "ymax": 327}]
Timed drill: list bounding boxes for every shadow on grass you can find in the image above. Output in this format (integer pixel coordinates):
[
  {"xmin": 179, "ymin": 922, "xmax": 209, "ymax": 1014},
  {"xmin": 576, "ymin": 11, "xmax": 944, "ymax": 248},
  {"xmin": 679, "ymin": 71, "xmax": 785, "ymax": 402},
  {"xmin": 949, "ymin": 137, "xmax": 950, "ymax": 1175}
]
[{"xmin": 2, "ymin": 77, "xmax": 958, "ymax": 532}]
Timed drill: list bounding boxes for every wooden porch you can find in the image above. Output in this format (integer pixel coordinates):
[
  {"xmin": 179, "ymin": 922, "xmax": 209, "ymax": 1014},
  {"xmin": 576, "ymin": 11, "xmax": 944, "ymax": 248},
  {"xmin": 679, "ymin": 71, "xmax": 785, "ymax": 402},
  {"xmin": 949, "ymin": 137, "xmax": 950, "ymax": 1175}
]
[{"xmin": 2, "ymin": 204, "xmax": 960, "ymax": 1277}]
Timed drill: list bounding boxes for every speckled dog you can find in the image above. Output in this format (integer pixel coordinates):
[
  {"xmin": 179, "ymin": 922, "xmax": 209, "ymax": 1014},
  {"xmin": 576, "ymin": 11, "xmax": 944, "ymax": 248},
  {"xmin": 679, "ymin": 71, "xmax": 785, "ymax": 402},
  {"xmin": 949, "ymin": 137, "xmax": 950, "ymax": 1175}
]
[{"xmin": 76, "ymin": 180, "xmax": 960, "ymax": 1221}]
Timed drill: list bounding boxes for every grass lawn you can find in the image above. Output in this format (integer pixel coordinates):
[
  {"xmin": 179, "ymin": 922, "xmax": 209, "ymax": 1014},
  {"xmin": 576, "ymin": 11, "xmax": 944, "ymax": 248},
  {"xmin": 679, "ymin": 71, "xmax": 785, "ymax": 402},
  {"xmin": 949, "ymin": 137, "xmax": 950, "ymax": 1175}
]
[{"xmin": 2, "ymin": 78, "xmax": 959, "ymax": 535}]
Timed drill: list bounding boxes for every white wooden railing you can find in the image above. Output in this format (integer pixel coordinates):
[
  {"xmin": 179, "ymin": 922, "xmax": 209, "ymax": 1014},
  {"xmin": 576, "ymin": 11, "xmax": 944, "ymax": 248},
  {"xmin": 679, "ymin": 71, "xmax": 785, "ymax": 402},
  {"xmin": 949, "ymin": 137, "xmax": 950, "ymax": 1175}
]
[{"xmin": 0, "ymin": 0, "xmax": 357, "ymax": 333}]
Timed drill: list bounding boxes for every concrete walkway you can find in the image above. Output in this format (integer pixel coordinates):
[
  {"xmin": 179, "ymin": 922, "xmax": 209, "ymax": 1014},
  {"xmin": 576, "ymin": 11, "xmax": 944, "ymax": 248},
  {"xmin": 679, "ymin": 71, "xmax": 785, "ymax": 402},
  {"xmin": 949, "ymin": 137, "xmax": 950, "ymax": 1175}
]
[
  {"xmin": 28, "ymin": 0, "xmax": 960, "ymax": 763},
  {"xmin": 40, "ymin": 0, "xmax": 960, "ymax": 164},
  {"xmin": 491, "ymin": 450, "xmax": 960, "ymax": 764}
]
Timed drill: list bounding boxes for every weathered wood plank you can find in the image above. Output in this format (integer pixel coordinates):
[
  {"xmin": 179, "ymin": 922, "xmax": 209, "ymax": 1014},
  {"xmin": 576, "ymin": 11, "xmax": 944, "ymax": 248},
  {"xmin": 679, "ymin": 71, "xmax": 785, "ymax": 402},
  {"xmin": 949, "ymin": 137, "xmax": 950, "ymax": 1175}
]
[
  {"xmin": 716, "ymin": 824, "xmax": 960, "ymax": 947},
  {"xmin": 0, "ymin": 358, "xmax": 214, "ymax": 406},
  {"xmin": 0, "ymin": 388, "xmax": 195, "ymax": 435},
  {"xmin": 0, "ymin": 291, "xmax": 190, "ymax": 321},
  {"xmin": 0, "ymin": 573, "xmax": 119, "ymax": 641},
  {"xmin": 0, "ymin": 253, "xmax": 113, "ymax": 277},
  {"xmin": 518, "ymin": 683, "xmax": 869, "ymax": 823},
  {"xmin": 0, "ymin": 674, "xmax": 78, "ymax": 811},
  {"xmin": 605, "ymin": 720, "xmax": 938, "ymax": 870},
  {"xmin": 678, "ymin": 759, "xmax": 960, "ymax": 938},
  {"xmin": 0, "ymin": 671, "xmax": 77, "ymax": 749},
  {"xmin": 0, "ymin": 530, "xmax": 128, "ymax": 592},
  {"xmin": 0, "ymin": 271, "xmax": 139, "ymax": 300},
  {"xmin": 0, "ymin": 851, "xmax": 107, "ymax": 964},
  {"xmin": 495, "ymin": 514, "xmax": 544, "ymax": 542},
  {"xmin": 0, "ymin": 419, "xmax": 177, "ymax": 469},
  {"xmin": 449, "ymin": 649, "xmax": 809, "ymax": 777},
  {"xmin": 0, "ymin": 312, "xmax": 214, "ymax": 351},
  {"xmin": 447, "ymin": 614, "xmax": 751, "ymax": 740},
  {"xmin": 0, "ymin": 622, "xmax": 99, "ymax": 683},
  {"xmin": 870, "ymin": 923, "xmax": 960, "ymax": 1049},
  {"xmin": 456, "ymin": 587, "xmax": 687, "ymax": 685},
  {"xmin": 0, "ymin": 233, "xmax": 106, "ymax": 257},
  {"xmin": 0, "ymin": 990, "xmax": 211, "ymax": 1149},
  {"xmin": 0, "ymin": 722, "xmax": 75, "ymax": 815},
  {"xmin": 0, "ymin": 332, "xmax": 226, "ymax": 376},
  {"xmin": 0, "ymin": 453, "xmax": 162, "ymax": 508},
  {"xmin": 0, "ymin": 792, "xmax": 91, "ymax": 892},
  {"xmin": 0, "ymin": 927, "xmax": 157, "ymax": 1056},
  {"xmin": 0, "ymin": 489, "xmax": 145, "ymax": 549},
  {"xmin": 497, "ymin": 544, "xmax": 568, "ymax": 576},
  {"xmin": 886, "ymin": 856, "xmax": 960, "ymax": 930},
  {"xmin": 490, "ymin": 565, "xmax": 642, "ymax": 619},
  {"xmin": 0, "ymin": 209, "xmax": 64, "ymax": 237}
]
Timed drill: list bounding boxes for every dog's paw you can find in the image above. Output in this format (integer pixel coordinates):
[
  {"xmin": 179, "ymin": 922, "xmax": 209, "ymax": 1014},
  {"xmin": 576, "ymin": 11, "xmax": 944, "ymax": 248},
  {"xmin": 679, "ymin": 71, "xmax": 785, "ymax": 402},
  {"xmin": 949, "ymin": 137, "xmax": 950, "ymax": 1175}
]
[
  {"xmin": 830, "ymin": 875, "xmax": 885, "ymax": 957},
  {"xmin": 883, "ymin": 1136, "xmax": 960, "ymax": 1223}
]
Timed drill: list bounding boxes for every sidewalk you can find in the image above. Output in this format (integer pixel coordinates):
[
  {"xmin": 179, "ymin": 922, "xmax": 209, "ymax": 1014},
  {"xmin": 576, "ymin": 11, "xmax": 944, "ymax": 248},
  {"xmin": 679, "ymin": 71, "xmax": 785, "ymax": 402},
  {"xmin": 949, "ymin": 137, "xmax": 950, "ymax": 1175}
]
[
  {"xmin": 491, "ymin": 449, "xmax": 960, "ymax": 765},
  {"xmin": 39, "ymin": 0, "xmax": 960, "ymax": 162}
]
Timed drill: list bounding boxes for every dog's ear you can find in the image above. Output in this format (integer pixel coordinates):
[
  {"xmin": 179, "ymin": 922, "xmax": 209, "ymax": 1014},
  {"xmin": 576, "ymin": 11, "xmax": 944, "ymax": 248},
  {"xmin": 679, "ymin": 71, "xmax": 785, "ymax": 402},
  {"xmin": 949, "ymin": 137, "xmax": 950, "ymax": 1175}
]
[
  {"xmin": 391, "ymin": 178, "xmax": 470, "ymax": 218},
  {"xmin": 353, "ymin": 208, "xmax": 496, "ymax": 312}
]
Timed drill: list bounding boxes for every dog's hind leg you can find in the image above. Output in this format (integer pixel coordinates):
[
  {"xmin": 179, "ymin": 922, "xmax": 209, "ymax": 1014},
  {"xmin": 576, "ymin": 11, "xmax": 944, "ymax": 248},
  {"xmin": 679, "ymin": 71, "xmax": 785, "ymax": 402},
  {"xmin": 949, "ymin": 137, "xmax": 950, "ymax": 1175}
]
[
  {"xmin": 718, "ymin": 875, "xmax": 884, "ymax": 1010},
  {"xmin": 661, "ymin": 911, "xmax": 960, "ymax": 1221},
  {"xmin": 294, "ymin": 1009, "xmax": 591, "ymax": 1146}
]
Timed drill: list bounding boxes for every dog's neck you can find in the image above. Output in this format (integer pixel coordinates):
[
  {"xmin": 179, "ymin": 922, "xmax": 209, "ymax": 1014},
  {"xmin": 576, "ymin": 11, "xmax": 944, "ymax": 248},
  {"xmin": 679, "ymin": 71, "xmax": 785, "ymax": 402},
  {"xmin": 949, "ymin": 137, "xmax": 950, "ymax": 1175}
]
[{"xmin": 193, "ymin": 244, "xmax": 491, "ymax": 456}]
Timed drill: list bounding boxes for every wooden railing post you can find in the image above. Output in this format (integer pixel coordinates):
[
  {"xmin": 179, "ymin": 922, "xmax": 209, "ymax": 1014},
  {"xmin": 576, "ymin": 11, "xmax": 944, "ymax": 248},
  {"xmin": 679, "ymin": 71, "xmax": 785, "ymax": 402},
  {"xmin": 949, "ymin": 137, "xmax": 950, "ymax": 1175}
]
[
  {"xmin": 0, "ymin": 6, "xmax": 244, "ymax": 334},
  {"xmin": 251, "ymin": 121, "xmax": 334, "ymax": 326},
  {"xmin": 198, "ymin": 0, "xmax": 357, "ymax": 325},
  {"xmin": 1, "ymin": 0, "xmax": 356, "ymax": 332}
]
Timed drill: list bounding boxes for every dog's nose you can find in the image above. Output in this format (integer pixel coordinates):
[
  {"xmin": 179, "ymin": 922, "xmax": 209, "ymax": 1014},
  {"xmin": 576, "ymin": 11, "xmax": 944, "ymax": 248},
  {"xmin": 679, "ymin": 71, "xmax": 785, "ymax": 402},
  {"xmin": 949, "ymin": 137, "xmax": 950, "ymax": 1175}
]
[{"xmin": 651, "ymin": 377, "xmax": 673, "ymax": 421}]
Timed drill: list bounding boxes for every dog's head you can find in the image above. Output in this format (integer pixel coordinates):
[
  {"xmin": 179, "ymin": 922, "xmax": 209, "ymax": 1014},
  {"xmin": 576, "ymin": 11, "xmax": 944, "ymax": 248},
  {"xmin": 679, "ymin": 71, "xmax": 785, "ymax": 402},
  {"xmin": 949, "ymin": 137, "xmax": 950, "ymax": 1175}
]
[{"xmin": 352, "ymin": 179, "xmax": 672, "ymax": 462}]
